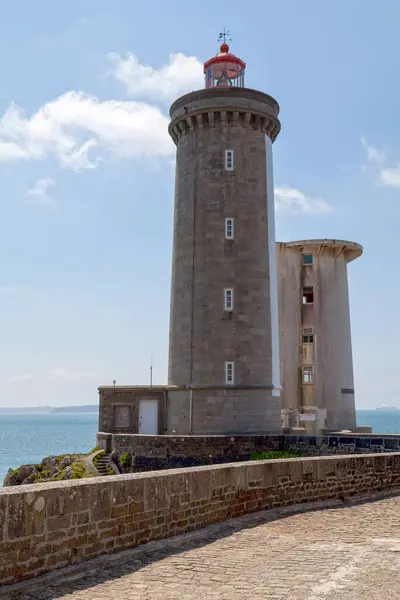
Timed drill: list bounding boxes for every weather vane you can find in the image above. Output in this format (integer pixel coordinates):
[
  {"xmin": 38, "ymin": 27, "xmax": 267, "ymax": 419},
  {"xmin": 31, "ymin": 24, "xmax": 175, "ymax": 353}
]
[{"xmin": 218, "ymin": 27, "xmax": 231, "ymax": 44}]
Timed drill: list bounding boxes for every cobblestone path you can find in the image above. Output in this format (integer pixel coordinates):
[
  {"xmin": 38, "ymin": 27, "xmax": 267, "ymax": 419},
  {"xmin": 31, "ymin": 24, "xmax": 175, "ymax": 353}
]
[{"xmin": 7, "ymin": 494, "xmax": 400, "ymax": 599}]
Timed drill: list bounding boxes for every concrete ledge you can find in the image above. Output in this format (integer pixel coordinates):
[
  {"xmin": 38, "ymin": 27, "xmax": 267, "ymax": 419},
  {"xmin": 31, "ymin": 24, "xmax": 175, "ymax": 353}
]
[{"xmin": 1, "ymin": 453, "xmax": 400, "ymax": 586}]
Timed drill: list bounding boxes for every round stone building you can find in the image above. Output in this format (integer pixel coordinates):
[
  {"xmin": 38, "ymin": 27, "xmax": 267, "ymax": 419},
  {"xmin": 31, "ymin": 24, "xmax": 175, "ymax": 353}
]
[
  {"xmin": 276, "ymin": 239, "xmax": 363, "ymax": 432},
  {"xmin": 166, "ymin": 43, "xmax": 282, "ymax": 434}
]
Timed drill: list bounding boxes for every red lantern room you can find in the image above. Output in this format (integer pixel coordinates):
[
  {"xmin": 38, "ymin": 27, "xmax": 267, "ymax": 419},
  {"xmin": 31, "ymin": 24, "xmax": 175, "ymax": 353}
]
[{"xmin": 203, "ymin": 43, "xmax": 246, "ymax": 89}]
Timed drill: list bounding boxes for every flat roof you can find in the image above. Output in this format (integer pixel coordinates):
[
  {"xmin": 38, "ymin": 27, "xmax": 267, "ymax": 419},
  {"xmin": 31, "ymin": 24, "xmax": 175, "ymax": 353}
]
[
  {"xmin": 280, "ymin": 239, "xmax": 363, "ymax": 263},
  {"xmin": 98, "ymin": 385, "xmax": 171, "ymax": 391}
]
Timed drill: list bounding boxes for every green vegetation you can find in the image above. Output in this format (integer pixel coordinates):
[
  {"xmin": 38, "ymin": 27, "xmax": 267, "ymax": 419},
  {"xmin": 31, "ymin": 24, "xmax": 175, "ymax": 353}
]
[
  {"xmin": 54, "ymin": 469, "xmax": 66, "ymax": 481},
  {"xmin": 93, "ymin": 451, "xmax": 105, "ymax": 469},
  {"xmin": 49, "ymin": 461, "xmax": 93, "ymax": 481},
  {"xmin": 5, "ymin": 452, "xmax": 96, "ymax": 486},
  {"xmin": 36, "ymin": 468, "xmax": 51, "ymax": 480},
  {"xmin": 106, "ymin": 466, "xmax": 114, "ymax": 476},
  {"xmin": 71, "ymin": 462, "xmax": 93, "ymax": 479},
  {"xmin": 89, "ymin": 445, "xmax": 101, "ymax": 454},
  {"xmin": 120, "ymin": 452, "xmax": 132, "ymax": 469},
  {"xmin": 250, "ymin": 450, "xmax": 304, "ymax": 461}
]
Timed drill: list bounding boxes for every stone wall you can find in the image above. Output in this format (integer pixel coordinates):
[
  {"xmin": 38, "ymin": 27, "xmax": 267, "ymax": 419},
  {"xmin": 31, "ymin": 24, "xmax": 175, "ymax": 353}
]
[
  {"xmin": 285, "ymin": 433, "xmax": 400, "ymax": 454},
  {"xmin": 97, "ymin": 432, "xmax": 282, "ymax": 468},
  {"xmin": 2, "ymin": 453, "xmax": 400, "ymax": 586},
  {"xmin": 97, "ymin": 432, "xmax": 400, "ymax": 469}
]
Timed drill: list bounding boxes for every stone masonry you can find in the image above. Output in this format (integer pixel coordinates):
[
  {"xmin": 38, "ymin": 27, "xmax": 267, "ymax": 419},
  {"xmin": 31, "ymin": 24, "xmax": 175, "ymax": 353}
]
[
  {"xmin": 167, "ymin": 87, "xmax": 282, "ymax": 434},
  {"xmin": 7, "ymin": 494, "xmax": 400, "ymax": 599},
  {"xmin": 1, "ymin": 453, "xmax": 400, "ymax": 586},
  {"xmin": 98, "ymin": 386, "xmax": 167, "ymax": 435},
  {"xmin": 96, "ymin": 431, "xmax": 400, "ymax": 470}
]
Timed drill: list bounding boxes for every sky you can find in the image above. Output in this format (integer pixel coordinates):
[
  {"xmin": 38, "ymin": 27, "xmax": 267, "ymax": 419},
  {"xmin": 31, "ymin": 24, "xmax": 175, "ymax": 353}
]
[{"xmin": 0, "ymin": 0, "xmax": 398, "ymax": 408}]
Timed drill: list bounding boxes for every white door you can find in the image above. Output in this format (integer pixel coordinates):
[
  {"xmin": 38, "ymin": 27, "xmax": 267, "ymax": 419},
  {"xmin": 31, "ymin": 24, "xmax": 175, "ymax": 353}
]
[{"xmin": 138, "ymin": 399, "xmax": 158, "ymax": 434}]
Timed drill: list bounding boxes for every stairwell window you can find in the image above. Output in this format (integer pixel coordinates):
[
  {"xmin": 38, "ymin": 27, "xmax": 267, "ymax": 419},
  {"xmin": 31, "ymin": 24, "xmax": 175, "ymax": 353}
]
[
  {"xmin": 225, "ymin": 218, "xmax": 234, "ymax": 239},
  {"xmin": 302, "ymin": 327, "xmax": 314, "ymax": 344},
  {"xmin": 225, "ymin": 361, "xmax": 235, "ymax": 384},
  {"xmin": 224, "ymin": 288, "xmax": 234, "ymax": 311},
  {"xmin": 302, "ymin": 286, "xmax": 314, "ymax": 304},
  {"xmin": 225, "ymin": 150, "xmax": 234, "ymax": 170},
  {"xmin": 302, "ymin": 365, "xmax": 315, "ymax": 384}
]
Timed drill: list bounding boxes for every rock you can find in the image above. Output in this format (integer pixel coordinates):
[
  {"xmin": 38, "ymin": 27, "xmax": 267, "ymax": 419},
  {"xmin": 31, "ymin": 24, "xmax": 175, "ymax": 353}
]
[
  {"xmin": 60, "ymin": 455, "xmax": 73, "ymax": 468},
  {"xmin": 3, "ymin": 468, "xmax": 20, "ymax": 487},
  {"xmin": 21, "ymin": 474, "xmax": 37, "ymax": 485},
  {"xmin": 41, "ymin": 456, "xmax": 58, "ymax": 470},
  {"xmin": 61, "ymin": 466, "xmax": 73, "ymax": 480},
  {"xmin": 3, "ymin": 453, "xmax": 87, "ymax": 486},
  {"xmin": 3, "ymin": 464, "xmax": 39, "ymax": 486},
  {"xmin": 18, "ymin": 464, "xmax": 38, "ymax": 482}
]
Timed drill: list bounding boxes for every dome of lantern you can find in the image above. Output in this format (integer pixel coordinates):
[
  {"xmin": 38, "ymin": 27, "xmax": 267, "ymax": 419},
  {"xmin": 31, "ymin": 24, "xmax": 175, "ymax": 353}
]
[{"xmin": 203, "ymin": 43, "xmax": 246, "ymax": 89}]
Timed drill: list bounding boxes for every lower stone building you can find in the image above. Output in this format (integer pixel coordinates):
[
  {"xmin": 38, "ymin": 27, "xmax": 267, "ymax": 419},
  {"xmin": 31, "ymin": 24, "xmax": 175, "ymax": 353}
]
[{"xmin": 98, "ymin": 386, "xmax": 167, "ymax": 436}]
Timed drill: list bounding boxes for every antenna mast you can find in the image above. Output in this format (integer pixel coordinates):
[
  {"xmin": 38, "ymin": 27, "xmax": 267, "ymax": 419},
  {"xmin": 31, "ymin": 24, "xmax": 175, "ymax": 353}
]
[{"xmin": 150, "ymin": 349, "xmax": 153, "ymax": 389}]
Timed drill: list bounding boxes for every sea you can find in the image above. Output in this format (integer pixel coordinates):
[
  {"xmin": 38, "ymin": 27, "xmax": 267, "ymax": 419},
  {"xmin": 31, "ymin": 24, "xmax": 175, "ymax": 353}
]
[
  {"xmin": 0, "ymin": 412, "xmax": 98, "ymax": 485},
  {"xmin": 0, "ymin": 409, "xmax": 399, "ymax": 485}
]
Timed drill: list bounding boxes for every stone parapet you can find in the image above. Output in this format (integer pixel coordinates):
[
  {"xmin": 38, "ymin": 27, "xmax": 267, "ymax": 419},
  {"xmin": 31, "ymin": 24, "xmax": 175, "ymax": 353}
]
[
  {"xmin": 97, "ymin": 432, "xmax": 282, "ymax": 463},
  {"xmin": 169, "ymin": 87, "xmax": 280, "ymax": 143},
  {"xmin": 1, "ymin": 454, "xmax": 400, "ymax": 587},
  {"xmin": 97, "ymin": 432, "xmax": 400, "ymax": 466}
]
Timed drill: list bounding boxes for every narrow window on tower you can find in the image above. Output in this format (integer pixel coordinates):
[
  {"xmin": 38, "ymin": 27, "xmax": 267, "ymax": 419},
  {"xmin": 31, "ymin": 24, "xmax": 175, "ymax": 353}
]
[
  {"xmin": 303, "ymin": 254, "xmax": 313, "ymax": 266},
  {"xmin": 302, "ymin": 327, "xmax": 314, "ymax": 344},
  {"xmin": 225, "ymin": 149, "xmax": 234, "ymax": 170},
  {"xmin": 225, "ymin": 361, "xmax": 235, "ymax": 384},
  {"xmin": 302, "ymin": 286, "xmax": 314, "ymax": 304},
  {"xmin": 224, "ymin": 288, "xmax": 234, "ymax": 311},
  {"xmin": 225, "ymin": 217, "xmax": 234, "ymax": 239},
  {"xmin": 302, "ymin": 365, "xmax": 315, "ymax": 384}
]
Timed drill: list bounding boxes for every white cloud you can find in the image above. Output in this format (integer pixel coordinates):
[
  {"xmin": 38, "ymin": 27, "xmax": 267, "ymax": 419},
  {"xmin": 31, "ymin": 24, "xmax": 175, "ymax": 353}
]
[
  {"xmin": 49, "ymin": 367, "xmax": 77, "ymax": 380},
  {"xmin": 109, "ymin": 52, "xmax": 203, "ymax": 101},
  {"xmin": 274, "ymin": 186, "xmax": 333, "ymax": 214},
  {"xmin": 0, "ymin": 91, "xmax": 173, "ymax": 171},
  {"xmin": 8, "ymin": 374, "xmax": 34, "ymax": 385},
  {"xmin": 361, "ymin": 137, "xmax": 386, "ymax": 164},
  {"xmin": 380, "ymin": 166, "xmax": 400, "ymax": 188},
  {"xmin": 26, "ymin": 177, "xmax": 56, "ymax": 208},
  {"xmin": 361, "ymin": 137, "xmax": 400, "ymax": 188}
]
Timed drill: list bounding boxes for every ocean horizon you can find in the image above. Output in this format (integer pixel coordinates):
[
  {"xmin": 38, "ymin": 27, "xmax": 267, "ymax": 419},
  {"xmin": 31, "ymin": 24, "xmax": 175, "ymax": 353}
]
[{"xmin": 0, "ymin": 409, "xmax": 399, "ymax": 485}]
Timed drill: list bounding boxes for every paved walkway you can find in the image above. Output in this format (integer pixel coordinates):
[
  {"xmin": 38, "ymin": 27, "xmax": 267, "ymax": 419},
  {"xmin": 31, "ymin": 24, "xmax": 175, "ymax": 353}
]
[{"xmin": 7, "ymin": 494, "xmax": 400, "ymax": 599}]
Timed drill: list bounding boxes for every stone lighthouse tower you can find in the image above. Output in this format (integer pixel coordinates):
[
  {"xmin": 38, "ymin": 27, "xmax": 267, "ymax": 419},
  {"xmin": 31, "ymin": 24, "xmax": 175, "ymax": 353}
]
[{"xmin": 166, "ymin": 42, "xmax": 282, "ymax": 434}]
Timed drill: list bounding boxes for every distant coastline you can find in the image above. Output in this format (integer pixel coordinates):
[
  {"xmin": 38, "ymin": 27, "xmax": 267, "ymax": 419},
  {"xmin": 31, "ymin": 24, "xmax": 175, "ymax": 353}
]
[
  {"xmin": 0, "ymin": 405, "xmax": 98, "ymax": 414},
  {"xmin": 0, "ymin": 406, "xmax": 398, "ymax": 415}
]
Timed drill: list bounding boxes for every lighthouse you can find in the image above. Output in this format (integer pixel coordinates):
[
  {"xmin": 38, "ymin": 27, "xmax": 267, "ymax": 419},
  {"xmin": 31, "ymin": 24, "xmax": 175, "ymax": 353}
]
[{"xmin": 166, "ymin": 41, "xmax": 282, "ymax": 434}]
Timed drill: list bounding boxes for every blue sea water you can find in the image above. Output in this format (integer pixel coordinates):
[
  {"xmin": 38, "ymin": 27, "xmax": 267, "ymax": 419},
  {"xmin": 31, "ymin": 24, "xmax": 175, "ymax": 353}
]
[
  {"xmin": 356, "ymin": 409, "xmax": 400, "ymax": 435},
  {"xmin": 0, "ymin": 412, "xmax": 98, "ymax": 485},
  {"xmin": 0, "ymin": 410, "xmax": 399, "ymax": 486}
]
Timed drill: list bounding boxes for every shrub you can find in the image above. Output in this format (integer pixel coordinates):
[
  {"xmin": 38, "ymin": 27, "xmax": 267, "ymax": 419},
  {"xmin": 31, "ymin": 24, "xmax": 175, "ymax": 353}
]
[
  {"xmin": 71, "ymin": 462, "xmax": 92, "ymax": 479},
  {"xmin": 250, "ymin": 450, "xmax": 304, "ymax": 461},
  {"xmin": 93, "ymin": 451, "xmax": 105, "ymax": 469},
  {"xmin": 120, "ymin": 452, "xmax": 132, "ymax": 469}
]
